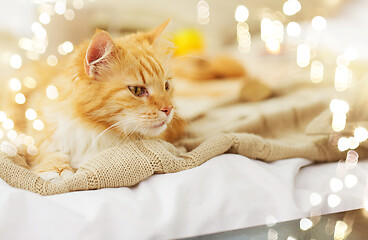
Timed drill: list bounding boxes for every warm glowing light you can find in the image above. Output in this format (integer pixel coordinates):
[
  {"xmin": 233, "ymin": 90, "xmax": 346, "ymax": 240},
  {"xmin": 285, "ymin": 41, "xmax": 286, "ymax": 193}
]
[
  {"xmin": 297, "ymin": 44, "xmax": 310, "ymax": 68},
  {"xmin": 17, "ymin": 134, "xmax": 26, "ymax": 144},
  {"xmin": 286, "ymin": 22, "xmax": 301, "ymax": 37},
  {"xmin": 64, "ymin": 9, "xmax": 75, "ymax": 21},
  {"xmin": 2, "ymin": 119, "xmax": 14, "ymax": 130},
  {"xmin": 310, "ymin": 192, "xmax": 322, "ymax": 206},
  {"xmin": 344, "ymin": 174, "xmax": 358, "ymax": 188},
  {"xmin": 344, "ymin": 47, "xmax": 359, "ymax": 61},
  {"xmin": 334, "ymin": 65, "xmax": 352, "ymax": 91},
  {"xmin": 27, "ymin": 145, "xmax": 38, "ymax": 156},
  {"xmin": 346, "ymin": 150, "xmax": 358, "ymax": 169},
  {"xmin": 235, "ymin": 5, "xmax": 249, "ymax": 22},
  {"xmin": 332, "ymin": 113, "xmax": 346, "ymax": 132},
  {"xmin": 25, "ymin": 108, "xmax": 37, "ymax": 120},
  {"xmin": 0, "ymin": 111, "xmax": 7, "ymax": 122},
  {"xmin": 0, "ymin": 129, "xmax": 3, "ymax": 139},
  {"xmin": 10, "ymin": 54, "xmax": 22, "ymax": 69},
  {"xmin": 15, "ymin": 93, "xmax": 26, "ymax": 104},
  {"xmin": 311, "ymin": 16, "xmax": 327, "ymax": 31},
  {"xmin": 18, "ymin": 38, "xmax": 33, "ymax": 51},
  {"xmin": 0, "ymin": 141, "xmax": 17, "ymax": 157},
  {"xmin": 237, "ymin": 22, "xmax": 251, "ymax": 53},
  {"xmin": 58, "ymin": 41, "xmax": 74, "ymax": 55},
  {"xmin": 46, "ymin": 85, "xmax": 59, "ymax": 100},
  {"xmin": 47, "ymin": 55, "xmax": 58, "ymax": 66},
  {"xmin": 330, "ymin": 178, "xmax": 343, "ymax": 192},
  {"xmin": 265, "ymin": 215, "xmax": 277, "ymax": 227},
  {"xmin": 7, "ymin": 130, "xmax": 17, "ymax": 142},
  {"xmin": 268, "ymin": 229, "xmax": 278, "ymax": 240},
  {"xmin": 265, "ymin": 39, "xmax": 281, "ymax": 54},
  {"xmin": 39, "ymin": 13, "xmax": 51, "ymax": 25},
  {"xmin": 328, "ymin": 194, "xmax": 341, "ymax": 208},
  {"xmin": 9, "ymin": 78, "xmax": 22, "ymax": 91},
  {"xmin": 287, "ymin": 237, "xmax": 297, "ymax": 240},
  {"xmin": 348, "ymin": 137, "xmax": 359, "ymax": 149},
  {"xmin": 354, "ymin": 127, "xmax": 368, "ymax": 142},
  {"xmin": 31, "ymin": 22, "xmax": 47, "ymax": 39},
  {"xmin": 73, "ymin": 0, "xmax": 84, "ymax": 9},
  {"xmin": 283, "ymin": 0, "xmax": 301, "ymax": 16},
  {"xmin": 310, "ymin": 61, "xmax": 324, "ymax": 83},
  {"xmin": 197, "ymin": 0, "xmax": 210, "ymax": 24},
  {"xmin": 24, "ymin": 136, "xmax": 35, "ymax": 146},
  {"xmin": 300, "ymin": 218, "xmax": 313, "ymax": 231},
  {"xmin": 23, "ymin": 77, "xmax": 37, "ymax": 89},
  {"xmin": 338, "ymin": 137, "xmax": 349, "ymax": 151},
  {"xmin": 330, "ymin": 99, "xmax": 349, "ymax": 114},
  {"xmin": 55, "ymin": 1, "xmax": 66, "ymax": 15},
  {"xmin": 334, "ymin": 221, "xmax": 348, "ymax": 240},
  {"xmin": 33, "ymin": 119, "xmax": 45, "ymax": 131}
]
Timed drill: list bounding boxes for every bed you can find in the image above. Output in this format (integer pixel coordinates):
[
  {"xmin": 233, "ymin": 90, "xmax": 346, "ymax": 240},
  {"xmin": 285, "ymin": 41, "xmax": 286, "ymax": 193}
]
[{"xmin": 1, "ymin": 0, "xmax": 368, "ymax": 239}]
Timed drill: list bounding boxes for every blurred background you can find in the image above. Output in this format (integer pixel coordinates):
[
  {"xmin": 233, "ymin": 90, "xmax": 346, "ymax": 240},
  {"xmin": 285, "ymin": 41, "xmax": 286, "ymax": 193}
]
[{"xmin": 1, "ymin": 0, "xmax": 368, "ymax": 134}]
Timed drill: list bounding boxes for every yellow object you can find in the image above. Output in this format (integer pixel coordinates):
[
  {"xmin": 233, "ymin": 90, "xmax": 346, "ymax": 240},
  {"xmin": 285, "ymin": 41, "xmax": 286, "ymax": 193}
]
[{"xmin": 172, "ymin": 29, "xmax": 205, "ymax": 56}]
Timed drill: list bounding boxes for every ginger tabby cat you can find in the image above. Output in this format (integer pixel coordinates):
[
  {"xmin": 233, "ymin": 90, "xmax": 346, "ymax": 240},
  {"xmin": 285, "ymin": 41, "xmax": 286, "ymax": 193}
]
[{"xmin": 22, "ymin": 20, "xmax": 184, "ymax": 181}]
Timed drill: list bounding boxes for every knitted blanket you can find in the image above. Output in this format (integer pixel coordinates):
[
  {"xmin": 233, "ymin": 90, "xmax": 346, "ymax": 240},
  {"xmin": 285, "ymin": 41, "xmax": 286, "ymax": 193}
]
[{"xmin": 0, "ymin": 85, "xmax": 364, "ymax": 195}]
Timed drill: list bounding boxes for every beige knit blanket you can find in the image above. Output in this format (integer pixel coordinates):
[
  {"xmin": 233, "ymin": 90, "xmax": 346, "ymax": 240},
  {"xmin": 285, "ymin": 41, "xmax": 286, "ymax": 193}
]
[{"xmin": 1, "ymin": 84, "xmax": 365, "ymax": 195}]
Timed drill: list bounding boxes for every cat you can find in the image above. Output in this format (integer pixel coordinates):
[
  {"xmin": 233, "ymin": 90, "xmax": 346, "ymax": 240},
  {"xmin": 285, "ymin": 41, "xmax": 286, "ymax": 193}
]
[{"xmin": 21, "ymin": 19, "xmax": 185, "ymax": 182}]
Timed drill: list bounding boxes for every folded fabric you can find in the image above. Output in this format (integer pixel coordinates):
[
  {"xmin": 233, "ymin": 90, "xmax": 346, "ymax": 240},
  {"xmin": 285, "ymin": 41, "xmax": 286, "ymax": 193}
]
[{"xmin": 1, "ymin": 86, "xmax": 364, "ymax": 195}]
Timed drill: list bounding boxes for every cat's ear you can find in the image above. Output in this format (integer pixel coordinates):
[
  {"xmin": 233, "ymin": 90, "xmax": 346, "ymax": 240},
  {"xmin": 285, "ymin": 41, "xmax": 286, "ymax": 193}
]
[
  {"xmin": 146, "ymin": 19, "xmax": 170, "ymax": 44},
  {"xmin": 84, "ymin": 30, "xmax": 115, "ymax": 77}
]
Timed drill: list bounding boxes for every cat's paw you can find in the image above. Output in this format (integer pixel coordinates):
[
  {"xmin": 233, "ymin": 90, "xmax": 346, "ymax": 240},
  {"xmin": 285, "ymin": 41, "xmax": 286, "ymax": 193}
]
[{"xmin": 38, "ymin": 169, "xmax": 74, "ymax": 182}]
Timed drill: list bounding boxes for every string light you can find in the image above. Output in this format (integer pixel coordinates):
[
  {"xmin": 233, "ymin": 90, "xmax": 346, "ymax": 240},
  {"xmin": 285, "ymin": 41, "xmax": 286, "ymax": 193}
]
[
  {"xmin": 33, "ymin": 119, "xmax": 45, "ymax": 131},
  {"xmin": 7, "ymin": 130, "xmax": 17, "ymax": 142},
  {"xmin": 283, "ymin": 0, "xmax": 301, "ymax": 16},
  {"xmin": 334, "ymin": 221, "xmax": 348, "ymax": 240},
  {"xmin": 310, "ymin": 192, "xmax": 322, "ymax": 206},
  {"xmin": 328, "ymin": 194, "xmax": 341, "ymax": 207},
  {"xmin": 25, "ymin": 108, "xmax": 38, "ymax": 120},
  {"xmin": 31, "ymin": 22, "xmax": 47, "ymax": 39},
  {"xmin": 0, "ymin": 141, "xmax": 17, "ymax": 157},
  {"xmin": 9, "ymin": 78, "xmax": 22, "ymax": 91},
  {"xmin": 261, "ymin": 18, "xmax": 284, "ymax": 54},
  {"xmin": 235, "ymin": 5, "xmax": 249, "ymax": 22},
  {"xmin": 300, "ymin": 218, "xmax": 313, "ymax": 231},
  {"xmin": 345, "ymin": 150, "xmax": 358, "ymax": 169},
  {"xmin": 39, "ymin": 13, "xmax": 51, "ymax": 25},
  {"xmin": 24, "ymin": 136, "xmax": 35, "ymax": 146},
  {"xmin": 46, "ymin": 85, "xmax": 59, "ymax": 99},
  {"xmin": 344, "ymin": 174, "xmax": 358, "ymax": 188},
  {"xmin": 55, "ymin": 1, "xmax": 67, "ymax": 15},
  {"xmin": 312, "ymin": 16, "xmax": 327, "ymax": 31},
  {"xmin": 15, "ymin": 93, "xmax": 26, "ymax": 104},
  {"xmin": 73, "ymin": 0, "xmax": 84, "ymax": 9},
  {"xmin": 286, "ymin": 22, "xmax": 301, "ymax": 37},
  {"xmin": 197, "ymin": 0, "xmax": 209, "ymax": 24},
  {"xmin": 58, "ymin": 41, "xmax": 74, "ymax": 55},
  {"xmin": 310, "ymin": 60, "xmax": 324, "ymax": 83},
  {"xmin": 297, "ymin": 44, "xmax": 310, "ymax": 67},
  {"xmin": 0, "ymin": 112, "xmax": 7, "ymax": 122},
  {"xmin": 64, "ymin": 9, "xmax": 75, "ymax": 21},
  {"xmin": 3, "ymin": 119, "xmax": 14, "ymax": 130},
  {"xmin": 23, "ymin": 77, "xmax": 37, "ymax": 89},
  {"xmin": 330, "ymin": 178, "xmax": 343, "ymax": 192},
  {"xmin": 27, "ymin": 145, "xmax": 38, "ymax": 155},
  {"xmin": 47, "ymin": 55, "xmax": 58, "ymax": 66},
  {"xmin": 10, "ymin": 54, "xmax": 22, "ymax": 69},
  {"xmin": 338, "ymin": 137, "xmax": 349, "ymax": 151},
  {"xmin": 354, "ymin": 127, "xmax": 368, "ymax": 142}
]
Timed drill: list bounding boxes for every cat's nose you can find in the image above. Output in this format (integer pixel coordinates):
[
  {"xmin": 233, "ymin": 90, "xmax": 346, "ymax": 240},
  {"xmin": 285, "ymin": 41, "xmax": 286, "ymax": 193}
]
[{"xmin": 160, "ymin": 106, "xmax": 173, "ymax": 116}]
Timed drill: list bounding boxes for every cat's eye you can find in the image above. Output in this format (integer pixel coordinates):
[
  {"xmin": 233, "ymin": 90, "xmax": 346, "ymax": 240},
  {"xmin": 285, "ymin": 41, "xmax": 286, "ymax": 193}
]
[
  {"xmin": 128, "ymin": 86, "xmax": 147, "ymax": 97},
  {"xmin": 165, "ymin": 80, "xmax": 170, "ymax": 91}
]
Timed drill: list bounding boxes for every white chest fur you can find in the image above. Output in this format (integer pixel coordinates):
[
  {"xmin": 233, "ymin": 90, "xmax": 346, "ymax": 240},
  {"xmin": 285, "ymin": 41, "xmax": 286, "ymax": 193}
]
[{"xmin": 48, "ymin": 117, "xmax": 118, "ymax": 169}]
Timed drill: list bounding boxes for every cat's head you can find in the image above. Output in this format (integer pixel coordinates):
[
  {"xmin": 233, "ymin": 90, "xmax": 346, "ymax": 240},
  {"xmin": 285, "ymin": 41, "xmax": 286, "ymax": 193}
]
[{"xmin": 72, "ymin": 19, "xmax": 176, "ymax": 137}]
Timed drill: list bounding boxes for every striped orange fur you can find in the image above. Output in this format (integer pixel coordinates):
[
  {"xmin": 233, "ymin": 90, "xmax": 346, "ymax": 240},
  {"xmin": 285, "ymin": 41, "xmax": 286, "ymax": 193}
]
[{"xmin": 23, "ymin": 20, "xmax": 185, "ymax": 181}]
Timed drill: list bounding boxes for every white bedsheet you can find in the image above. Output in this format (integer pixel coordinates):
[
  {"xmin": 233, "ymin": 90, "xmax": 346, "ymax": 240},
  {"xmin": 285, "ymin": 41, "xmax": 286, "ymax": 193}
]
[{"xmin": 1, "ymin": 154, "xmax": 367, "ymax": 239}]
